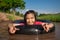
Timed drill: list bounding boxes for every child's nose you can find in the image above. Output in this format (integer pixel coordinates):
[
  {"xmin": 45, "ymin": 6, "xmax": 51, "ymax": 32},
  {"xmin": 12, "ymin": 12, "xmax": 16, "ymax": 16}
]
[{"xmin": 29, "ymin": 19, "xmax": 32, "ymax": 23}]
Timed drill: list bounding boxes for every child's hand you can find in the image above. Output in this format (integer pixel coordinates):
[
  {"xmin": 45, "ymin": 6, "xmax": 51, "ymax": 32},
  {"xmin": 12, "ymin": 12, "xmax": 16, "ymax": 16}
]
[
  {"xmin": 12, "ymin": 24, "xmax": 20, "ymax": 31},
  {"xmin": 14, "ymin": 27, "xmax": 20, "ymax": 30},
  {"xmin": 8, "ymin": 23, "xmax": 20, "ymax": 34},
  {"xmin": 10, "ymin": 26, "xmax": 20, "ymax": 34},
  {"xmin": 42, "ymin": 23, "xmax": 50, "ymax": 32}
]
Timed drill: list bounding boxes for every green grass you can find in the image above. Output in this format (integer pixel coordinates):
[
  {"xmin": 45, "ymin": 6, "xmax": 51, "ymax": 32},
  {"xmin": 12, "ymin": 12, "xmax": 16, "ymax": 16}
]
[
  {"xmin": 7, "ymin": 15, "xmax": 16, "ymax": 21},
  {"xmin": 7, "ymin": 12, "xmax": 60, "ymax": 22},
  {"xmin": 37, "ymin": 14, "xmax": 60, "ymax": 22}
]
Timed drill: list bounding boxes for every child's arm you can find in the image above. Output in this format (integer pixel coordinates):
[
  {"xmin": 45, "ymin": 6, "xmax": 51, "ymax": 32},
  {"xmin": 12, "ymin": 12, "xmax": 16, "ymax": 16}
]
[
  {"xmin": 13, "ymin": 23, "xmax": 21, "ymax": 26},
  {"xmin": 13, "ymin": 23, "xmax": 24, "ymax": 26}
]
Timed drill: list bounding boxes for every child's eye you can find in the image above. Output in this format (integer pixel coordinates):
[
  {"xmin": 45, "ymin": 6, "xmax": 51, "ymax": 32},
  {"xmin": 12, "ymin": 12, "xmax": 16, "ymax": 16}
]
[
  {"xmin": 31, "ymin": 17, "xmax": 34, "ymax": 19},
  {"xmin": 26, "ymin": 18, "xmax": 29, "ymax": 19},
  {"xmin": 31, "ymin": 17, "xmax": 35, "ymax": 19}
]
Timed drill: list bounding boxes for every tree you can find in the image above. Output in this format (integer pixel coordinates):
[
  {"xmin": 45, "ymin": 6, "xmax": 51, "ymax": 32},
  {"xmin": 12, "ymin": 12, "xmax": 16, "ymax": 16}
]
[
  {"xmin": 38, "ymin": 14, "xmax": 46, "ymax": 17},
  {"xmin": 15, "ymin": 12, "xmax": 20, "ymax": 16},
  {"xmin": 0, "ymin": 0, "xmax": 25, "ymax": 21},
  {"xmin": 0, "ymin": 0, "xmax": 25, "ymax": 12}
]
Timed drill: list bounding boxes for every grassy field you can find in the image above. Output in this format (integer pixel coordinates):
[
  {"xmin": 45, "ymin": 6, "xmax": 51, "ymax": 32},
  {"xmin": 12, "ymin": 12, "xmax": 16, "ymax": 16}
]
[
  {"xmin": 1, "ymin": 12, "xmax": 59, "ymax": 22},
  {"xmin": 7, "ymin": 13, "xmax": 60, "ymax": 22},
  {"xmin": 37, "ymin": 14, "xmax": 60, "ymax": 22}
]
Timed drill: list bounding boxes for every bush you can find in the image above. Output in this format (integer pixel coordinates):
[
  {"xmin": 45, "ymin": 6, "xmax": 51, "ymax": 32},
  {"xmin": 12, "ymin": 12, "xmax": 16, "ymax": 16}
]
[{"xmin": 7, "ymin": 15, "xmax": 15, "ymax": 21}]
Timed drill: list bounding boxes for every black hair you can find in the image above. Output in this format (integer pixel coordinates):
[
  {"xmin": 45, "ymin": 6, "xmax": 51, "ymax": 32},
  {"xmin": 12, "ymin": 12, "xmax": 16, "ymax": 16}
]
[{"xmin": 24, "ymin": 10, "xmax": 37, "ymax": 24}]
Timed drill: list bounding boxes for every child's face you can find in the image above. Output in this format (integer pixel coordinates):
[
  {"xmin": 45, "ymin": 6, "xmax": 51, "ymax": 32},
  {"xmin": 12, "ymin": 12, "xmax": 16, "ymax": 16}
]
[{"xmin": 26, "ymin": 13, "xmax": 35, "ymax": 25}]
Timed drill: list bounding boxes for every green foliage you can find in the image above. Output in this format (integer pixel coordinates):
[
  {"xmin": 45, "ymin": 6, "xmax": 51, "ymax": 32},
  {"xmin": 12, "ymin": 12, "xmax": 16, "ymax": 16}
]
[
  {"xmin": 19, "ymin": 13, "xmax": 24, "ymax": 17},
  {"xmin": 37, "ymin": 14, "xmax": 60, "ymax": 22},
  {"xmin": 14, "ymin": 12, "xmax": 24, "ymax": 17},
  {"xmin": 15, "ymin": 12, "xmax": 20, "ymax": 16},
  {"xmin": 0, "ymin": 0, "xmax": 25, "ymax": 12},
  {"xmin": 7, "ymin": 15, "xmax": 15, "ymax": 21},
  {"xmin": 38, "ymin": 14, "xmax": 46, "ymax": 17}
]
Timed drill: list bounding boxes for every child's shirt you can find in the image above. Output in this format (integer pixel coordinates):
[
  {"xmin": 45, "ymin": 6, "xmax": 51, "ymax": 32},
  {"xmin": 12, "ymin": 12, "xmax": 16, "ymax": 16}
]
[{"xmin": 34, "ymin": 21, "xmax": 43, "ymax": 25}]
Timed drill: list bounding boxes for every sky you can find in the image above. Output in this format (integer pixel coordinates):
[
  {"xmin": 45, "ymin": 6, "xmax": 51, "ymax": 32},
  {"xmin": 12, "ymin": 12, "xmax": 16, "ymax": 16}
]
[{"xmin": 17, "ymin": 0, "xmax": 60, "ymax": 14}]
